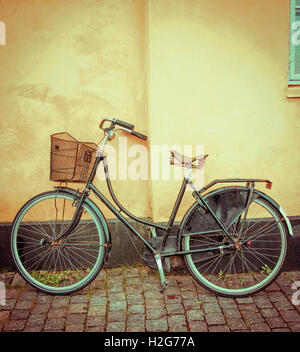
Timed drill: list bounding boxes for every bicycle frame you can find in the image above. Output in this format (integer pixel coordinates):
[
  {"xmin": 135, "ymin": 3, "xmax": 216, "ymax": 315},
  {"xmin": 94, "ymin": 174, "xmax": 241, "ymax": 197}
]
[{"xmin": 56, "ymin": 148, "xmax": 273, "ymax": 259}]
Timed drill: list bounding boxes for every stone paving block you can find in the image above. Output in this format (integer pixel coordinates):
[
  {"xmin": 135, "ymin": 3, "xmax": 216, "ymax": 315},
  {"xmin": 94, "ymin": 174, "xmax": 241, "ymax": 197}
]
[
  {"xmin": 218, "ymin": 297, "xmax": 237, "ymax": 309},
  {"xmin": 126, "ymin": 326, "xmax": 145, "ymax": 332},
  {"xmin": 274, "ymin": 299, "xmax": 294, "ymax": 311},
  {"xmin": 109, "ymin": 300, "xmax": 126, "ymax": 311},
  {"xmin": 222, "ymin": 308, "xmax": 242, "ymax": 319},
  {"xmin": 0, "ymin": 311, "xmax": 10, "ymax": 323},
  {"xmin": 86, "ymin": 315, "xmax": 106, "ymax": 327},
  {"xmin": 146, "ymin": 308, "xmax": 166, "ymax": 320},
  {"xmin": 126, "ymin": 293, "xmax": 144, "ymax": 305},
  {"xmin": 68, "ymin": 303, "xmax": 88, "ymax": 314},
  {"xmin": 88, "ymin": 305, "xmax": 106, "ymax": 316},
  {"xmin": 186, "ymin": 309, "xmax": 204, "ymax": 322},
  {"xmin": 164, "ymin": 294, "xmax": 182, "ymax": 305},
  {"xmin": 128, "ymin": 304, "xmax": 145, "ymax": 314},
  {"xmin": 289, "ymin": 322, "xmax": 300, "ymax": 332},
  {"xmin": 226, "ymin": 318, "xmax": 248, "ymax": 331},
  {"xmin": 167, "ymin": 314, "xmax": 186, "ymax": 328},
  {"xmin": 108, "ymin": 268, "xmax": 123, "ymax": 276},
  {"xmin": 70, "ymin": 295, "xmax": 88, "ymax": 304},
  {"xmin": 31, "ymin": 302, "xmax": 50, "ymax": 314},
  {"xmin": 166, "ymin": 303, "xmax": 184, "ymax": 315},
  {"xmin": 106, "ymin": 321, "xmax": 126, "ymax": 332},
  {"xmin": 188, "ymin": 320, "xmax": 208, "ymax": 332},
  {"xmin": 1, "ymin": 299, "xmax": 16, "ymax": 311},
  {"xmin": 19, "ymin": 290, "xmax": 38, "ymax": 300},
  {"xmin": 146, "ymin": 318, "xmax": 168, "ymax": 332},
  {"xmin": 181, "ymin": 290, "xmax": 196, "ymax": 300},
  {"xmin": 5, "ymin": 289, "xmax": 21, "ymax": 299},
  {"xmin": 253, "ymin": 296, "xmax": 273, "ymax": 309},
  {"xmin": 44, "ymin": 318, "xmax": 65, "ymax": 331},
  {"xmin": 90, "ymin": 296, "xmax": 107, "ymax": 306},
  {"xmin": 15, "ymin": 299, "xmax": 33, "ymax": 310},
  {"xmin": 241, "ymin": 311, "xmax": 264, "ymax": 325},
  {"xmin": 182, "ymin": 299, "xmax": 200, "ymax": 310},
  {"xmin": 47, "ymin": 307, "xmax": 68, "ymax": 319},
  {"xmin": 66, "ymin": 313, "xmax": 86, "ymax": 325},
  {"xmin": 265, "ymin": 316, "xmax": 288, "ymax": 329},
  {"xmin": 85, "ymin": 325, "xmax": 105, "ymax": 332},
  {"xmin": 65, "ymin": 324, "xmax": 84, "ymax": 332},
  {"xmin": 145, "ymin": 298, "xmax": 164, "ymax": 309},
  {"xmin": 127, "ymin": 314, "xmax": 145, "ymax": 326},
  {"xmin": 239, "ymin": 303, "xmax": 259, "ymax": 313},
  {"xmin": 52, "ymin": 296, "xmax": 70, "ymax": 308},
  {"xmin": 198, "ymin": 293, "xmax": 218, "ymax": 303},
  {"xmin": 126, "ymin": 285, "xmax": 143, "ymax": 294},
  {"xmin": 280, "ymin": 309, "xmax": 300, "ymax": 323},
  {"xmin": 123, "ymin": 268, "xmax": 140, "ymax": 278},
  {"xmin": 4, "ymin": 319, "xmax": 26, "ymax": 331},
  {"xmin": 249, "ymin": 322, "xmax": 271, "ymax": 332},
  {"xmin": 108, "ymin": 284, "xmax": 124, "ymax": 294},
  {"xmin": 10, "ymin": 309, "xmax": 30, "ymax": 320},
  {"xmin": 205, "ymin": 312, "xmax": 226, "ymax": 325},
  {"xmin": 10, "ymin": 274, "xmax": 26, "ymax": 288},
  {"xmin": 107, "ymin": 310, "xmax": 126, "ymax": 322},
  {"xmin": 169, "ymin": 325, "xmax": 188, "ymax": 332},
  {"xmin": 26, "ymin": 313, "xmax": 46, "ymax": 327},
  {"xmin": 145, "ymin": 290, "xmax": 163, "ymax": 300},
  {"xmin": 108, "ymin": 292, "xmax": 126, "ymax": 302},
  {"xmin": 203, "ymin": 302, "xmax": 221, "ymax": 313},
  {"xmin": 209, "ymin": 325, "xmax": 230, "ymax": 332},
  {"xmin": 260, "ymin": 307, "xmax": 279, "ymax": 318}
]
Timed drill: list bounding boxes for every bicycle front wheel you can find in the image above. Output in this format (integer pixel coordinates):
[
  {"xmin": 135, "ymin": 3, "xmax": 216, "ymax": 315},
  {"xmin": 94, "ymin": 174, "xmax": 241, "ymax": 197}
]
[
  {"xmin": 181, "ymin": 190, "xmax": 289, "ymax": 297},
  {"xmin": 11, "ymin": 190, "xmax": 107, "ymax": 295}
]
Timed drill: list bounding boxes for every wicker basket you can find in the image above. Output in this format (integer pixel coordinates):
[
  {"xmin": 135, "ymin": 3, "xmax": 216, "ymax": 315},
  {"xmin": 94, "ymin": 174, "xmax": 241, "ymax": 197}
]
[{"xmin": 50, "ymin": 132, "xmax": 98, "ymax": 183}]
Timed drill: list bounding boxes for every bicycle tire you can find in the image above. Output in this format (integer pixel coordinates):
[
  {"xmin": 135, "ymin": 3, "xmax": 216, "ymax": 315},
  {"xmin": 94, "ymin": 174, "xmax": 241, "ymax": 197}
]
[
  {"xmin": 11, "ymin": 190, "xmax": 107, "ymax": 295},
  {"xmin": 180, "ymin": 187, "xmax": 289, "ymax": 297}
]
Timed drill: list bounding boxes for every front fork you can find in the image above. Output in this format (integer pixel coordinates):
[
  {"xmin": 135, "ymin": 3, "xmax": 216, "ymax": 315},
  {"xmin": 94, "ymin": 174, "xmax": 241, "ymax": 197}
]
[{"xmin": 53, "ymin": 189, "xmax": 88, "ymax": 242}]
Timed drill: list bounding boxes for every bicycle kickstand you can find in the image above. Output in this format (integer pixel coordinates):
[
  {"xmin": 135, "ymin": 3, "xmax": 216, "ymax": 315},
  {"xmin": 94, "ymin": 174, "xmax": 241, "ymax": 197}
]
[{"xmin": 154, "ymin": 253, "xmax": 169, "ymax": 293}]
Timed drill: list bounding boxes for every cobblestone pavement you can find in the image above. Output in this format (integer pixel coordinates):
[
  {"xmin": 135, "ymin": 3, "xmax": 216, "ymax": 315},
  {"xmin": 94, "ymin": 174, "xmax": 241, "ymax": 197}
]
[{"xmin": 0, "ymin": 267, "xmax": 300, "ymax": 332}]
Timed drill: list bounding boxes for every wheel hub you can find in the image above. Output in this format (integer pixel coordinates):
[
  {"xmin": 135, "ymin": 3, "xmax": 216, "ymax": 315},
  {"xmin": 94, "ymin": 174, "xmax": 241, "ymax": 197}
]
[{"xmin": 51, "ymin": 239, "xmax": 63, "ymax": 248}]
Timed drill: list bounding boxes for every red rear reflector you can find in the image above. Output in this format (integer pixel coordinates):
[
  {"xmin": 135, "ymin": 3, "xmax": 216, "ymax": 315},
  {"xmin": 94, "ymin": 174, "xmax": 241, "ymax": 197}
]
[{"xmin": 266, "ymin": 181, "xmax": 272, "ymax": 189}]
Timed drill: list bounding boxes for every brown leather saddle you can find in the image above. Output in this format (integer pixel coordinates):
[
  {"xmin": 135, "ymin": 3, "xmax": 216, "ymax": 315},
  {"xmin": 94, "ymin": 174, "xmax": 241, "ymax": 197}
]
[{"xmin": 170, "ymin": 150, "xmax": 209, "ymax": 169}]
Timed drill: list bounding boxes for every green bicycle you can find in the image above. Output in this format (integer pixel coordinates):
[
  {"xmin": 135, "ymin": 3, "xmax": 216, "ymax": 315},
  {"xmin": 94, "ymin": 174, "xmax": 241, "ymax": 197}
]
[{"xmin": 11, "ymin": 118, "xmax": 293, "ymax": 297}]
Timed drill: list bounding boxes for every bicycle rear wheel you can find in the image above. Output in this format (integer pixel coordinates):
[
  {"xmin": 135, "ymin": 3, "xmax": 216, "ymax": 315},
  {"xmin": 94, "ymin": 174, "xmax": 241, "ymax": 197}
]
[
  {"xmin": 11, "ymin": 190, "xmax": 107, "ymax": 295},
  {"xmin": 180, "ymin": 189, "xmax": 289, "ymax": 297}
]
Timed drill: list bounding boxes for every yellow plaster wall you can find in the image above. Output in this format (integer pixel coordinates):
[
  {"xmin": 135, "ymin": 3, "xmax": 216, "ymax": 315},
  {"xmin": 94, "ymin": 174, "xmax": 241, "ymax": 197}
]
[
  {"xmin": 0, "ymin": 0, "xmax": 151, "ymax": 221},
  {"xmin": 0, "ymin": 0, "xmax": 299, "ymax": 224},
  {"xmin": 148, "ymin": 0, "xmax": 300, "ymax": 221}
]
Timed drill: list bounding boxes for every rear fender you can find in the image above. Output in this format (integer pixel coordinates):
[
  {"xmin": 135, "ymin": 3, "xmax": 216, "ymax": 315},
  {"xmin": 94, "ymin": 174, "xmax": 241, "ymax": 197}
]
[
  {"xmin": 204, "ymin": 186, "xmax": 293, "ymax": 237},
  {"xmin": 178, "ymin": 186, "xmax": 293, "ymax": 243}
]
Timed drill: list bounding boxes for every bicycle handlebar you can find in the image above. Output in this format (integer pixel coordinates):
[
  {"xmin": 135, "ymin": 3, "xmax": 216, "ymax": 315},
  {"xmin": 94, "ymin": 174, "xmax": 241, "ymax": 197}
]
[
  {"xmin": 100, "ymin": 118, "xmax": 147, "ymax": 141},
  {"xmin": 130, "ymin": 130, "xmax": 147, "ymax": 141}
]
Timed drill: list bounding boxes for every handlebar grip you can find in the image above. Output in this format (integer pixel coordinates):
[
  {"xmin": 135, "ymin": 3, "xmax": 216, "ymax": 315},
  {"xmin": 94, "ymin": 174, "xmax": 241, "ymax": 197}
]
[
  {"xmin": 131, "ymin": 130, "xmax": 147, "ymax": 141},
  {"xmin": 114, "ymin": 119, "xmax": 134, "ymax": 130}
]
